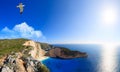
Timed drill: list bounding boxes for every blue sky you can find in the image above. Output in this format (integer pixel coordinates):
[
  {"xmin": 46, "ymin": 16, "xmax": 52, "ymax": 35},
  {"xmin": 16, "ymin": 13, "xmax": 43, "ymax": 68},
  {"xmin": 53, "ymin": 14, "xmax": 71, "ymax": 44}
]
[{"xmin": 0, "ymin": 0, "xmax": 120, "ymax": 44}]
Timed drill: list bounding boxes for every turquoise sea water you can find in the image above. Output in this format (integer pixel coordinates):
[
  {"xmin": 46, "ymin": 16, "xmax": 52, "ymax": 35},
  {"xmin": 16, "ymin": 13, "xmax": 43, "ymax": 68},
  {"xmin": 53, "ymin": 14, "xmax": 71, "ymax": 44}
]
[{"xmin": 42, "ymin": 44, "xmax": 120, "ymax": 72}]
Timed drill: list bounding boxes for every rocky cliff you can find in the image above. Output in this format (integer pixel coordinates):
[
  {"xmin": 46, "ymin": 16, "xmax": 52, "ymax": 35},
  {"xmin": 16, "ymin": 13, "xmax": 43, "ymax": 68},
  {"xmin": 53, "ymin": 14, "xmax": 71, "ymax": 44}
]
[
  {"xmin": 37, "ymin": 42, "xmax": 88, "ymax": 59},
  {"xmin": 0, "ymin": 39, "xmax": 88, "ymax": 72},
  {"xmin": 45, "ymin": 47, "xmax": 88, "ymax": 59},
  {"xmin": 0, "ymin": 39, "xmax": 49, "ymax": 72}
]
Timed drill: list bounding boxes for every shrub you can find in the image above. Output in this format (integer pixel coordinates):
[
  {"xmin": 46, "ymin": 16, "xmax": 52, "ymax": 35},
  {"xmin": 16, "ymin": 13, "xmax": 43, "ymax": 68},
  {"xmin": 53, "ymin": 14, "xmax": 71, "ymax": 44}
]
[{"xmin": 38, "ymin": 64, "xmax": 50, "ymax": 72}]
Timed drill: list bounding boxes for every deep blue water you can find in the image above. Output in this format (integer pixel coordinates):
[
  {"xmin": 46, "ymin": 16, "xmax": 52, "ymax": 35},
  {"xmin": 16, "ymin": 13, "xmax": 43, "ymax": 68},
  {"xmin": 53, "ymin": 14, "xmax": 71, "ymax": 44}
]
[{"xmin": 42, "ymin": 44, "xmax": 120, "ymax": 72}]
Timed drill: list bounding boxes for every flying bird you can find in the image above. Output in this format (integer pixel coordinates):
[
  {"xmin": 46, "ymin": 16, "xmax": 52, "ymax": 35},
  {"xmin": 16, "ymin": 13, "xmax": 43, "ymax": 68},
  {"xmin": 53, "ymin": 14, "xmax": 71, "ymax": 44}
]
[{"xmin": 17, "ymin": 3, "xmax": 25, "ymax": 14}]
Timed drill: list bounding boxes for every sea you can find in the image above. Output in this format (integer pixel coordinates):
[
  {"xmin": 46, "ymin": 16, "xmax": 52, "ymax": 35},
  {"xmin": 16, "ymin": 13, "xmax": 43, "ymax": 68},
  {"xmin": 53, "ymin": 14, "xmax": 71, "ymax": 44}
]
[{"xmin": 42, "ymin": 44, "xmax": 120, "ymax": 72}]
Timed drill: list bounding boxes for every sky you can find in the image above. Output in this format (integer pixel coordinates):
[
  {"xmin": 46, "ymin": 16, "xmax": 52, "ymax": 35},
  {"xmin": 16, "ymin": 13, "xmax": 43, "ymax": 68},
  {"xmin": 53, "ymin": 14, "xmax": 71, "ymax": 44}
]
[{"xmin": 0, "ymin": 0, "xmax": 120, "ymax": 44}]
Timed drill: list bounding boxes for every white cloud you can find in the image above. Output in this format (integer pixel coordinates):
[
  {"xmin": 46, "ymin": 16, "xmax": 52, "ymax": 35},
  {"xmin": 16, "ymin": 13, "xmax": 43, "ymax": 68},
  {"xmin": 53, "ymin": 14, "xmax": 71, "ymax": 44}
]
[{"xmin": 0, "ymin": 22, "xmax": 46, "ymax": 41}]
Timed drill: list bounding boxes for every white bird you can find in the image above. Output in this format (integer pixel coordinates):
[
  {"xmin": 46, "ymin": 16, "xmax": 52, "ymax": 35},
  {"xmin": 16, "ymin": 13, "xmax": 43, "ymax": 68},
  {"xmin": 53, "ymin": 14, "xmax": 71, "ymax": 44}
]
[{"xmin": 17, "ymin": 3, "xmax": 25, "ymax": 14}]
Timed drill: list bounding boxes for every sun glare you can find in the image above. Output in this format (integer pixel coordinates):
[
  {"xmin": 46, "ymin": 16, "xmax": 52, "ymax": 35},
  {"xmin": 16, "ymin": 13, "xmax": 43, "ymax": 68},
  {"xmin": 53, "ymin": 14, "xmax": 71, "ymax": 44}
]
[
  {"xmin": 101, "ymin": 5, "xmax": 118, "ymax": 26},
  {"xmin": 99, "ymin": 43, "xmax": 118, "ymax": 72}
]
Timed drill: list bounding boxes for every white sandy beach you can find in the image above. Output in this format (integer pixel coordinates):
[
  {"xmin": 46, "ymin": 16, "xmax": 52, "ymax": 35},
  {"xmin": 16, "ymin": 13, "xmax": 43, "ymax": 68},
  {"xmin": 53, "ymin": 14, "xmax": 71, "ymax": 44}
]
[{"xmin": 39, "ymin": 56, "xmax": 49, "ymax": 61}]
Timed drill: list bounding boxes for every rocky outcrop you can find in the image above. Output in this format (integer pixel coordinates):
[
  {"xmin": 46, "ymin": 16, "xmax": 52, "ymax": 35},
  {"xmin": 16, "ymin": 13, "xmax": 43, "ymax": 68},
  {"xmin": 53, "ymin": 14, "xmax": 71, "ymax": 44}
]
[
  {"xmin": 1, "ymin": 53, "xmax": 26, "ymax": 72},
  {"xmin": 0, "ymin": 53, "xmax": 42, "ymax": 72},
  {"xmin": 0, "ymin": 40, "xmax": 49, "ymax": 72},
  {"xmin": 38, "ymin": 42, "xmax": 88, "ymax": 59},
  {"xmin": 45, "ymin": 47, "xmax": 88, "ymax": 59},
  {"xmin": 23, "ymin": 41, "xmax": 47, "ymax": 60}
]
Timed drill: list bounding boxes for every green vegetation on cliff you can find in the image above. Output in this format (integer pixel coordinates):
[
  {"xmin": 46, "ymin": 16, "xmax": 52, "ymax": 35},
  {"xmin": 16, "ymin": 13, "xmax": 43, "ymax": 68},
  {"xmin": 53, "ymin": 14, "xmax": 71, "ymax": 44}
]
[
  {"xmin": 61, "ymin": 47, "xmax": 82, "ymax": 57},
  {"xmin": 39, "ymin": 42, "xmax": 52, "ymax": 51},
  {"xmin": 0, "ymin": 38, "xmax": 28, "ymax": 58},
  {"xmin": 38, "ymin": 64, "xmax": 50, "ymax": 72},
  {"xmin": 0, "ymin": 38, "xmax": 50, "ymax": 72}
]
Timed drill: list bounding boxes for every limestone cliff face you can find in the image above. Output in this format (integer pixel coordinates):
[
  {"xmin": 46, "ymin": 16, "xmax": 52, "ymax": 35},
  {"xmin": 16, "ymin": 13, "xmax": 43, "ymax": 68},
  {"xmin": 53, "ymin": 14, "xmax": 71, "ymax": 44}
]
[
  {"xmin": 45, "ymin": 47, "xmax": 88, "ymax": 59},
  {"xmin": 23, "ymin": 41, "xmax": 47, "ymax": 60},
  {"xmin": 0, "ymin": 40, "xmax": 49, "ymax": 72}
]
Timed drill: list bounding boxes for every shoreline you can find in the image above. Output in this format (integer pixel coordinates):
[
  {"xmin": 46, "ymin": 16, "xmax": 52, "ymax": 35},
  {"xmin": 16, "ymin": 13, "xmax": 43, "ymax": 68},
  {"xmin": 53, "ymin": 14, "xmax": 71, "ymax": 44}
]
[{"xmin": 39, "ymin": 56, "xmax": 49, "ymax": 61}]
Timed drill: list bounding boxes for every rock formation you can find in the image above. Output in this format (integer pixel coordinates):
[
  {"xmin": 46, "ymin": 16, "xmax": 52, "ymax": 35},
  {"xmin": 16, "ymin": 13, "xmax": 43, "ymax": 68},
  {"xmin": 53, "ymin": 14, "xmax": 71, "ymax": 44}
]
[
  {"xmin": 23, "ymin": 41, "xmax": 47, "ymax": 60},
  {"xmin": 0, "ymin": 40, "xmax": 49, "ymax": 72},
  {"xmin": 45, "ymin": 47, "xmax": 88, "ymax": 59}
]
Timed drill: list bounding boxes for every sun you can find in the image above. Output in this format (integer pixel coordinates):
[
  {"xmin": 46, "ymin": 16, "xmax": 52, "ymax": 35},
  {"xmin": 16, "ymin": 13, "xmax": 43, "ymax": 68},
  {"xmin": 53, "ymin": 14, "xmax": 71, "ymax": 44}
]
[{"xmin": 101, "ymin": 5, "xmax": 118, "ymax": 26}]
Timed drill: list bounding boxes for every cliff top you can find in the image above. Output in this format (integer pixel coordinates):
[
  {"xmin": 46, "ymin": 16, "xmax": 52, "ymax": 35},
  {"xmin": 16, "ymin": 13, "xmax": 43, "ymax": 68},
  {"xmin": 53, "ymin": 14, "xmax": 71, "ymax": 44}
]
[{"xmin": 0, "ymin": 38, "xmax": 29, "ymax": 58}]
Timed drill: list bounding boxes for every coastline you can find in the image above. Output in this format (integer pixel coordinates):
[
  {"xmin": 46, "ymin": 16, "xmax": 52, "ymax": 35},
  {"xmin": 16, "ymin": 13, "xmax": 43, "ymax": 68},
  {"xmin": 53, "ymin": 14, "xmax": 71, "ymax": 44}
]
[{"xmin": 39, "ymin": 56, "xmax": 49, "ymax": 61}]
